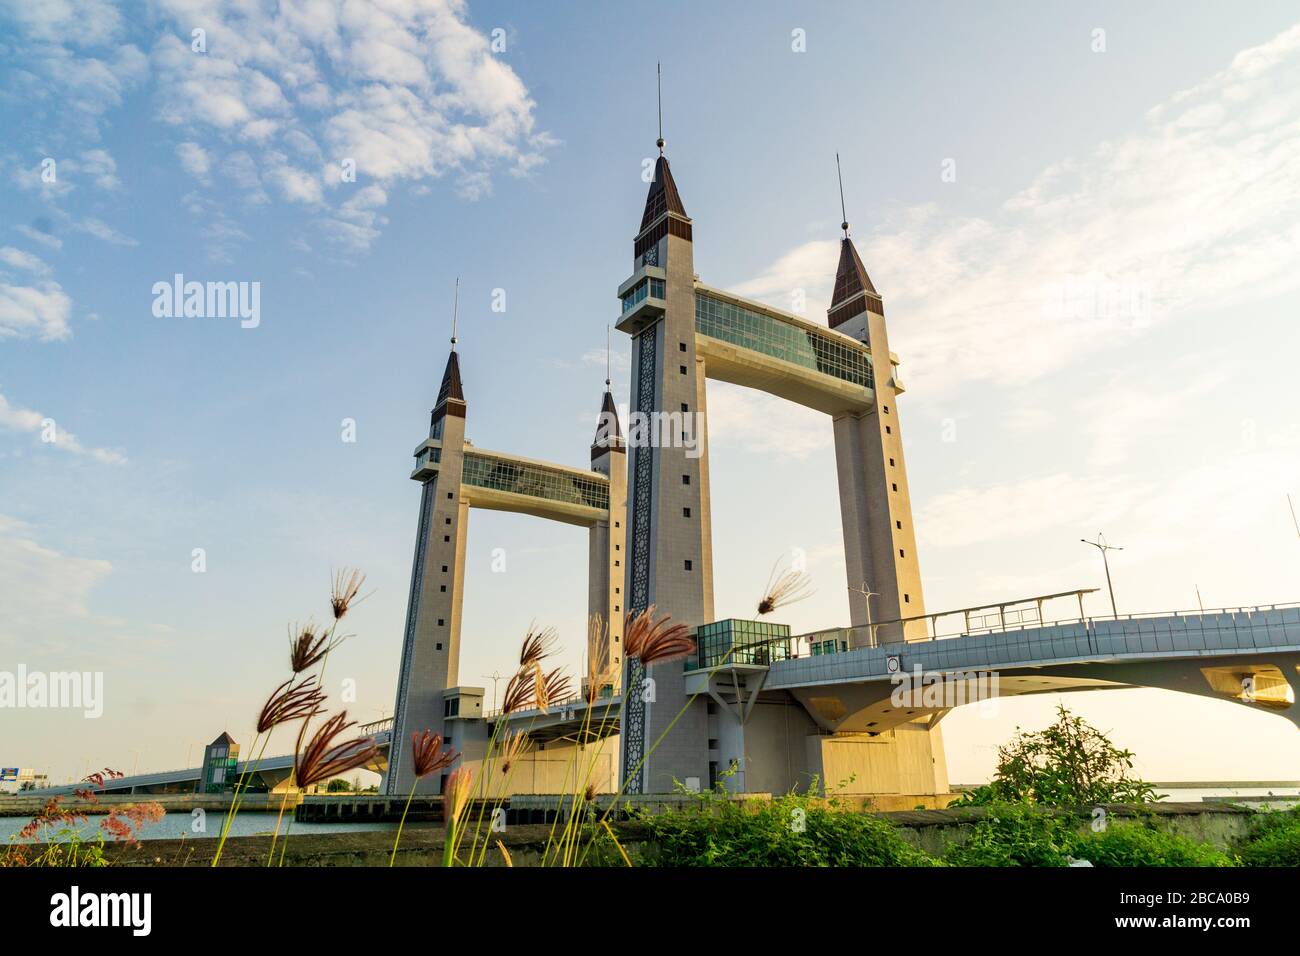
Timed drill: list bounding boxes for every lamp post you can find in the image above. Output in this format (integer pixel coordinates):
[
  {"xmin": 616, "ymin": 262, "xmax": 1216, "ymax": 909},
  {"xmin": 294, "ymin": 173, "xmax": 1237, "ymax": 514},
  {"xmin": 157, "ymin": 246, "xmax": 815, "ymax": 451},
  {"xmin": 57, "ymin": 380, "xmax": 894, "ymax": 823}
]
[
  {"xmin": 481, "ymin": 672, "xmax": 505, "ymax": 712},
  {"xmin": 849, "ymin": 580, "xmax": 879, "ymax": 645},
  {"xmin": 1081, "ymin": 533, "xmax": 1123, "ymax": 618}
]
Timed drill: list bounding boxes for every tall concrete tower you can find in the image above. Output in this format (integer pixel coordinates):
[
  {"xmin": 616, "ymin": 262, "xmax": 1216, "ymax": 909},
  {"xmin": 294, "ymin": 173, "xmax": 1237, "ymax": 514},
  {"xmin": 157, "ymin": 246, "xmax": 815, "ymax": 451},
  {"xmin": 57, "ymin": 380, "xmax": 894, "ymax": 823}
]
[
  {"xmin": 589, "ymin": 386, "xmax": 628, "ymax": 683},
  {"xmin": 828, "ymin": 219, "xmax": 926, "ymax": 642},
  {"xmin": 388, "ymin": 345, "xmax": 469, "ymax": 794},
  {"xmin": 617, "ymin": 132, "xmax": 714, "ymax": 792}
]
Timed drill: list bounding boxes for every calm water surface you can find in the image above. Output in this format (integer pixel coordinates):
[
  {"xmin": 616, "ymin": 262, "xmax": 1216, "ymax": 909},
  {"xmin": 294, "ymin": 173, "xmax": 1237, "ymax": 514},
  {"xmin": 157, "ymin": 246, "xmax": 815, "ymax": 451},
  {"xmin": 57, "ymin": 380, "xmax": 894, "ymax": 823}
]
[{"xmin": 1, "ymin": 811, "xmax": 401, "ymax": 844}]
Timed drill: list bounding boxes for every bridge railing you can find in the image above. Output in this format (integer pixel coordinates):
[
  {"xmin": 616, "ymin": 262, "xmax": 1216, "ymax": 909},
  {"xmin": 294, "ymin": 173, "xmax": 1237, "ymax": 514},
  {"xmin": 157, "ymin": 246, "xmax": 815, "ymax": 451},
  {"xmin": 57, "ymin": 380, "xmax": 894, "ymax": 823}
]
[
  {"xmin": 768, "ymin": 598, "xmax": 1300, "ymax": 661},
  {"xmin": 483, "ymin": 691, "xmax": 620, "ymax": 722}
]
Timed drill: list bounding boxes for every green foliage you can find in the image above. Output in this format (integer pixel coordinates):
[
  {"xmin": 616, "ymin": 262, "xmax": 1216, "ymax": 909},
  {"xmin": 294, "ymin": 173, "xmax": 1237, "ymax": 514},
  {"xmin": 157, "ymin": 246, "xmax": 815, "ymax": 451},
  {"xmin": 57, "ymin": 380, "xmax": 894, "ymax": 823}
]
[
  {"xmin": 950, "ymin": 704, "xmax": 1158, "ymax": 809},
  {"xmin": 646, "ymin": 783, "xmax": 938, "ymax": 867},
  {"xmin": 1236, "ymin": 805, "xmax": 1300, "ymax": 866},
  {"xmin": 943, "ymin": 802, "xmax": 1076, "ymax": 867},
  {"xmin": 326, "ymin": 778, "xmax": 352, "ymax": 792},
  {"xmin": 1068, "ymin": 823, "xmax": 1233, "ymax": 867}
]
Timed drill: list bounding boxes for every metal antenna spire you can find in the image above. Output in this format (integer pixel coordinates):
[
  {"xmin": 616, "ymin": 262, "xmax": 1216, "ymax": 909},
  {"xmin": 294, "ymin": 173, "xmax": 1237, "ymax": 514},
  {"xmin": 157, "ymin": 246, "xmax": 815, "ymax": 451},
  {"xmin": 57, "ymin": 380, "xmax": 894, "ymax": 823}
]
[
  {"xmin": 836, "ymin": 152, "xmax": 849, "ymax": 236},
  {"xmin": 450, "ymin": 276, "xmax": 459, "ymax": 349},
  {"xmin": 605, "ymin": 324, "xmax": 612, "ymax": 390},
  {"xmin": 656, "ymin": 62, "xmax": 665, "ymax": 154}
]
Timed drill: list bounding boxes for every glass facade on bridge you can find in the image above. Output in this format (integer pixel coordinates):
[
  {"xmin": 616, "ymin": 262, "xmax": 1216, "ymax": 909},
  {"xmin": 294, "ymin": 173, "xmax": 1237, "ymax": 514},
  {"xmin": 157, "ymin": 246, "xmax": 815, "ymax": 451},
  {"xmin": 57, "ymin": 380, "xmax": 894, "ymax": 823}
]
[
  {"xmin": 695, "ymin": 292, "xmax": 875, "ymax": 390},
  {"xmin": 687, "ymin": 619, "xmax": 792, "ymax": 671},
  {"xmin": 462, "ymin": 451, "xmax": 609, "ymax": 511}
]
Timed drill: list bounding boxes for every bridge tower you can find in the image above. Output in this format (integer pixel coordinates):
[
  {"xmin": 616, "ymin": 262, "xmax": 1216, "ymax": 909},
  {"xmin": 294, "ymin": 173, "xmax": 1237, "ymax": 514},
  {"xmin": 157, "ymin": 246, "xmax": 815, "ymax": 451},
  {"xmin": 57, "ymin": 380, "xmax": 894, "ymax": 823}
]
[
  {"xmin": 388, "ymin": 344, "xmax": 469, "ymax": 795},
  {"xmin": 589, "ymin": 385, "xmax": 628, "ymax": 685},
  {"xmin": 828, "ymin": 222, "xmax": 927, "ymax": 642},
  {"xmin": 616, "ymin": 133, "xmax": 715, "ymax": 793}
]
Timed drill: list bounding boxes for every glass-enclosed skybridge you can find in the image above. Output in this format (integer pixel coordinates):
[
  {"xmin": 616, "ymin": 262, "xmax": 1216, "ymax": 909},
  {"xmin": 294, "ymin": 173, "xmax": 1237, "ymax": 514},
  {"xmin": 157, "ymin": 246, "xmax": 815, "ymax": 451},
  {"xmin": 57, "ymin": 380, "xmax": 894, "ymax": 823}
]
[
  {"xmin": 412, "ymin": 442, "xmax": 610, "ymax": 526},
  {"xmin": 617, "ymin": 270, "xmax": 898, "ymax": 415}
]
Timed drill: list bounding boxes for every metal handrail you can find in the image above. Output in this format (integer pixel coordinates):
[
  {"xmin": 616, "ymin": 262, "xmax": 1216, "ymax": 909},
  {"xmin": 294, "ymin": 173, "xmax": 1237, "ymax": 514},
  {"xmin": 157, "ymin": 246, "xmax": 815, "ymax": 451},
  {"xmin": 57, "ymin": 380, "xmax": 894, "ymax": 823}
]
[{"xmin": 768, "ymin": 599, "xmax": 1300, "ymax": 659}]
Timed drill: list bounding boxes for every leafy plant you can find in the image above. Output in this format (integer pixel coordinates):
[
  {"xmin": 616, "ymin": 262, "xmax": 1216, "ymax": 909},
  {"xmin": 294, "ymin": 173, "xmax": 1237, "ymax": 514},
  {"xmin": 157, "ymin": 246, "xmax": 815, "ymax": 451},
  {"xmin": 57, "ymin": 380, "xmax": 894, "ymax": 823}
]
[
  {"xmin": 1236, "ymin": 805, "xmax": 1300, "ymax": 866},
  {"xmin": 943, "ymin": 802, "xmax": 1075, "ymax": 867},
  {"xmin": 950, "ymin": 704, "xmax": 1158, "ymax": 808},
  {"xmin": 646, "ymin": 782, "xmax": 938, "ymax": 867},
  {"xmin": 1067, "ymin": 823, "xmax": 1232, "ymax": 867}
]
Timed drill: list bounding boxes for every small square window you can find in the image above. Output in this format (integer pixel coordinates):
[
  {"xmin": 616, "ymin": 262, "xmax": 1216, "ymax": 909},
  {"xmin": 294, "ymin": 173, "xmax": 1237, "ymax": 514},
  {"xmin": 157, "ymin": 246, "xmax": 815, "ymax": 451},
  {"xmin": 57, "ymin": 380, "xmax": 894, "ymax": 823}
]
[
  {"xmin": 889, "ymin": 458, "xmax": 895, "ymax": 466},
  {"xmin": 680, "ymin": 365, "xmax": 687, "ymax": 375},
  {"xmin": 615, "ymin": 543, "xmax": 620, "ymax": 551},
  {"xmin": 437, "ymin": 618, "xmax": 445, "ymax": 626},
  {"xmin": 891, "ymin": 483, "xmax": 898, "ymax": 492},
  {"xmin": 615, "ymin": 586, "xmax": 620, "ymax": 594},
  {"xmin": 899, "ymin": 549, "xmax": 905, "ymax": 558},
  {"xmin": 615, "ymin": 521, "xmax": 620, "ymax": 528},
  {"xmin": 615, "ymin": 560, "xmax": 620, "ymax": 567},
  {"xmin": 679, "ymin": 342, "xmax": 687, "ymax": 352},
  {"xmin": 444, "ymin": 535, "xmax": 450, "ymax": 542},
  {"xmin": 681, "ymin": 403, "xmax": 688, "ymax": 413},
  {"xmin": 436, "ymin": 642, "xmax": 443, "ymax": 650},
  {"xmin": 441, "ymin": 565, "xmax": 448, "ymax": 573},
  {"xmin": 440, "ymin": 585, "xmax": 447, "ymax": 592},
  {"xmin": 683, "ymin": 507, "xmax": 691, "ymax": 518},
  {"xmin": 904, "ymin": 594, "xmax": 911, "ymax": 603},
  {"xmin": 883, "ymin": 406, "xmax": 890, "ymax": 414},
  {"xmin": 445, "ymin": 517, "xmax": 451, "ymax": 525},
  {"xmin": 895, "ymin": 520, "xmax": 902, "ymax": 530},
  {"xmin": 615, "ymin": 605, "xmax": 620, "ymax": 612},
  {"xmin": 447, "ymin": 491, "xmax": 454, "ymax": 499},
  {"xmin": 682, "ymin": 474, "xmax": 690, "ymax": 485},
  {"xmin": 684, "ymin": 560, "xmax": 693, "ymax": 571},
  {"xmin": 886, "ymin": 425, "xmax": 892, "ymax": 434}
]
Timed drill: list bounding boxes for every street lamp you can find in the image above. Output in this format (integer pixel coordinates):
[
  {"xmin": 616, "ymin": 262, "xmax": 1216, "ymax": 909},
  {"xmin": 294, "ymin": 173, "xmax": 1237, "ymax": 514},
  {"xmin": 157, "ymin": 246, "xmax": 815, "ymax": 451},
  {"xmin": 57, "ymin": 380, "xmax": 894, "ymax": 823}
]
[
  {"xmin": 481, "ymin": 671, "xmax": 505, "ymax": 712},
  {"xmin": 848, "ymin": 580, "xmax": 879, "ymax": 644},
  {"xmin": 1081, "ymin": 533, "xmax": 1123, "ymax": 618}
]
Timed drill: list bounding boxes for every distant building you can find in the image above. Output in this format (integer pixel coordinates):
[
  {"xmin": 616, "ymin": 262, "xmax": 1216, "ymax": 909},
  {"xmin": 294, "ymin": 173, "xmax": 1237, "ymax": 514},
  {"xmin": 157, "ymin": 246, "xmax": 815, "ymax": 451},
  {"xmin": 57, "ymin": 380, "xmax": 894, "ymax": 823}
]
[
  {"xmin": 1, "ymin": 768, "xmax": 49, "ymax": 794},
  {"xmin": 198, "ymin": 732, "xmax": 239, "ymax": 793}
]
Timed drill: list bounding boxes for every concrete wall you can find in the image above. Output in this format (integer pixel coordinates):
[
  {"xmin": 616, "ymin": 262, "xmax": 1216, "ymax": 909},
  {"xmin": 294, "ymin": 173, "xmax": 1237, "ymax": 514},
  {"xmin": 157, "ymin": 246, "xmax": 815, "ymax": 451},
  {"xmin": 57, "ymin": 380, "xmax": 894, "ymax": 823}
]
[{"xmin": 806, "ymin": 719, "xmax": 947, "ymax": 796}]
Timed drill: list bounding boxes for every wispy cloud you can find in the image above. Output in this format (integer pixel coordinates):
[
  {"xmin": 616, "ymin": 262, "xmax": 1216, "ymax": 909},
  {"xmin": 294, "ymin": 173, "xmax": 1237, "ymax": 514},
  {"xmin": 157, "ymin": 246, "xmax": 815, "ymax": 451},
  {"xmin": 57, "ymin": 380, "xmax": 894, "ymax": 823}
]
[
  {"xmin": 0, "ymin": 280, "xmax": 72, "ymax": 340},
  {"xmin": 0, "ymin": 389, "xmax": 127, "ymax": 463},
  {"xmin": 147, "ymin": 0, "xmax": 555, "ymax": 251},
  {"xmin": 734, "ymin": 23, "xmax": 1300, "ymax": 400}
]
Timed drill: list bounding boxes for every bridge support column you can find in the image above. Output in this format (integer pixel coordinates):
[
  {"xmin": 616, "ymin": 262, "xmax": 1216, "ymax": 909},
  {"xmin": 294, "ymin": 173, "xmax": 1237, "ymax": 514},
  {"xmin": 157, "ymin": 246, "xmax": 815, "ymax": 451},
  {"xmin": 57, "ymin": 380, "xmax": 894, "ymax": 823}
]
[{"xmin": 388, "ymin": 351, "xmax": 469, "ymax": 796}]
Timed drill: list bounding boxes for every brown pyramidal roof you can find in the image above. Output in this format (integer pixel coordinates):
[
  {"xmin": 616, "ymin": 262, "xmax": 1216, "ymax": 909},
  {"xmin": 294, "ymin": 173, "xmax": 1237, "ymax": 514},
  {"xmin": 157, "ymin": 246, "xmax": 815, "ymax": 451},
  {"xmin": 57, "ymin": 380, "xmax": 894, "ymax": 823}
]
[
  {"xmin": 640, "ymin": 155, "xmax": 687, "ymax": 231},
  {"xmin": 210, "ymin": 731, "xmax": 236, "ymax": 746},
  {"xmin": 436, "ymin": 349, "xmax": 464, "ymax": 406},
  {"xmin": 831, "ymin": 236, "xmax": 878, "ymax": 304},
  {"xmin": 828, "ymin": 235, "xmax": 885, "ymax": 328},
  {"xmin": 592, "ymin": 390, "xmax": 623, "ymax": 446}
]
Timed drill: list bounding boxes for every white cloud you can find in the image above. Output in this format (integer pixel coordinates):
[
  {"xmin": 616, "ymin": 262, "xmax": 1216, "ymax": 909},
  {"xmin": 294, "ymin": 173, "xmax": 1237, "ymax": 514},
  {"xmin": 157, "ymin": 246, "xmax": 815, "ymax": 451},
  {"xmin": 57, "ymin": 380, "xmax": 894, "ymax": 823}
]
[
  {"xmin": 14, "ymin": 225, "xmax": 62, "ymax": 251},
  {"xmin": 176, "ymin": 141, "xmax": 212, "ymax": 183},
  {"xmin": 706, "ymin": 381, "xmax": 832, "ymax": 460},
  {"xmin": 0, "ymin": 389, "xmax": 127, "ymax": 463},
  {"xmin": 0, "ymin": 246, "xmax": 51, "ymax": 275},
  {"xmin": 0, "ymin": 281, "xmax": 72, "ymax": 340},
  {"xmin": 147, "ymin": 0, "xmax": 554, "ymax": 251},
  {"xmin": 735, "ymin": 23, "xmax": 1300, "ymax": 400},
  {"xmin": 0, "ymin": 514, "xmax": 119, "ymax": 649},
  {"xmin": 74, "ymin": 216, "xmax": 137, "ymax": 246}
]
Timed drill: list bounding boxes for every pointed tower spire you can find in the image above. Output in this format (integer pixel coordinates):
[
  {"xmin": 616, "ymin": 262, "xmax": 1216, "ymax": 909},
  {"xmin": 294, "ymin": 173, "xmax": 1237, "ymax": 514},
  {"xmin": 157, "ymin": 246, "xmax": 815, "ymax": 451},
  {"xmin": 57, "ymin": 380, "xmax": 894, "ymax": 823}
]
[
  {"xmin": 828, "ymin": 157, "xmax": 883, "ymax": 331},
  {"xmin": 640, "ymin": 63, "xmax": 687, "ymax": 233},
  {"xmin": 592, "ymin": 327, "xmax": 623, "ymax": 455},
  {"xmin": 433, "ymin": 279, "xmax": 466, "ymax": 422}
]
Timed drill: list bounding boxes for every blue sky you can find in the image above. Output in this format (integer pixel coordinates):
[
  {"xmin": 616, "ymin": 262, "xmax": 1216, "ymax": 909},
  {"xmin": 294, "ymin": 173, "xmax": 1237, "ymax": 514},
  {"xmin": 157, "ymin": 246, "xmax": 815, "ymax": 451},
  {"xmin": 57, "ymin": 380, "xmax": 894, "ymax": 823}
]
[{"xmin": 3, "ymin": 0, "xmax": 1300, "ymax": 785}]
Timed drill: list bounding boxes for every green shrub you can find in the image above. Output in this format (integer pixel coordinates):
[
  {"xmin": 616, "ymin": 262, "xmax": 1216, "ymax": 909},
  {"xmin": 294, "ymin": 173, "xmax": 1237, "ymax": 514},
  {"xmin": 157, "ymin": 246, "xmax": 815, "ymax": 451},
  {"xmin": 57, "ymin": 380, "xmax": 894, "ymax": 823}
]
[
  {"xmin": 1067, "ymin": 823, "xmax": 1232, "ymax": 867},
  {"xmin": 647, "ymin": 791, "xmax": 938, "ymax": 867},
  {"xmin": 1237, "ymin": 805, "xmax": 1300, "ymax": 866},
  {"xmin": 943, "ymin": 802, "xmax": 1075, "ymax": 867}
]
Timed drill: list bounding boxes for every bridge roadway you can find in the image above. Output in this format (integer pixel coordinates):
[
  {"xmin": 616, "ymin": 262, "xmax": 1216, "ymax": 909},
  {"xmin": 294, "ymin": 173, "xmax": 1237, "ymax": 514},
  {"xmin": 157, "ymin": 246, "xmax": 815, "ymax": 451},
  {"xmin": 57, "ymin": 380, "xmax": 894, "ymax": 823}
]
[
  {"xmin": 24, "ymin": 604, "xmax": 1300, "ymax": 796},
  {"xmin": 757, "ymin": 603, "xmax": 1300, "ymax": 735}
]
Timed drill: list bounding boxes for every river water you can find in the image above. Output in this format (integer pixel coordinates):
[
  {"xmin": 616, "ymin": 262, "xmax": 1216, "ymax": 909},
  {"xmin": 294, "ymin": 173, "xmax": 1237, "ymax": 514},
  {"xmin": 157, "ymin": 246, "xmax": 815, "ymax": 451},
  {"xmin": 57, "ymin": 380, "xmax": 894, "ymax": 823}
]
[{"xmin": 0, "ymin": 811, "xmax": 401, "ymax": 845}]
